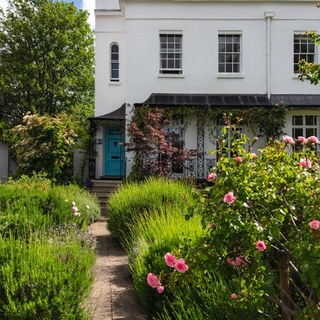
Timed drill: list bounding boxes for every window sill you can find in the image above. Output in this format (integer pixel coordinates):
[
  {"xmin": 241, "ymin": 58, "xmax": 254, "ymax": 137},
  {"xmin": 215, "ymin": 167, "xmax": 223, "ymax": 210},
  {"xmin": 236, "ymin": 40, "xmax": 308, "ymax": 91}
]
[
  {"xmin": 217, "ymin": 73, "xmax": 245, "ymax": 79},
  {"xmin": 108, "ymin": 81, "xmax": 121, "ymax": 86},
  {"xmin": 158, "ymin": 74, "xmax": 185, "ymax": 79},
  {"xmin": 292, "ymin": 74, "xmax": 300, "ymax": 79}
]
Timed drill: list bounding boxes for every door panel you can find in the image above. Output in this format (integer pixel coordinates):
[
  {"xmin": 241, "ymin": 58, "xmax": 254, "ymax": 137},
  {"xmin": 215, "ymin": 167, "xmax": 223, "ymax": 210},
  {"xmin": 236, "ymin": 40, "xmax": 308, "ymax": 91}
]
[{"xmin": 105, "ymin": 128, "xmax": 125, "ymax": 177}]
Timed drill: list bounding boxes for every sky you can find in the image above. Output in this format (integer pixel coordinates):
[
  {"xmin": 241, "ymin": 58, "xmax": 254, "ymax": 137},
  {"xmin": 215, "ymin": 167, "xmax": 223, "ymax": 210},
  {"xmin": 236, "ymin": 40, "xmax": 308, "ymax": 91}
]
[{"xmin": 0, "ymin": 0, "xmax": 95, "ymax": 27}]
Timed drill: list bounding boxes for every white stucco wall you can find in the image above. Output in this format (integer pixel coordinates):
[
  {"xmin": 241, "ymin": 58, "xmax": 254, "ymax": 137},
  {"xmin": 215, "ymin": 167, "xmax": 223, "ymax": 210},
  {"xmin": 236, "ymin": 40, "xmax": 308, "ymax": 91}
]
[{"xmin": 94, "ymin": 0, "xmax": 320, "ymax": 178}]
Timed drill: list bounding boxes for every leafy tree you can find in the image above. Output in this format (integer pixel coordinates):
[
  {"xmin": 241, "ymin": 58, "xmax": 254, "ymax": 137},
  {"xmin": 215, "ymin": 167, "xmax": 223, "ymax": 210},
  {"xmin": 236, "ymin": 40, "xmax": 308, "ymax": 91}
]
[
  {"xmin": 0, "ymin": 0, "xmax": 94, "ymax": 125},
  {"xmin": 11, "ymin": 113, "xmax": 77, "ymax": 182}
]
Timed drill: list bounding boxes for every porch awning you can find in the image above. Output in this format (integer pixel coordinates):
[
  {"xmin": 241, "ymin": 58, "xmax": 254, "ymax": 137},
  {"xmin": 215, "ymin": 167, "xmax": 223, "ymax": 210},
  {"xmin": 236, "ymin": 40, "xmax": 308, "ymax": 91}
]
[
  {"xmin": 89, "ymin": 104, "xmax": 125, "ymax": 121},
  {"xmin": 135, "ymin": 94, "xmax": 320, "ymax": 108}
]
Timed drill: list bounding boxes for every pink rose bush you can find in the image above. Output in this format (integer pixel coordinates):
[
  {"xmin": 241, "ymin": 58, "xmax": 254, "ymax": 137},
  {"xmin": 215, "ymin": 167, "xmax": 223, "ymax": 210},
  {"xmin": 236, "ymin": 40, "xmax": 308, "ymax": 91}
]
[
  {"xmin": 230, "ymin": 293, "xmax": 238, "ymax": 299},
  {"xmin": 207, "ymin": 172, "xmax": 217, "ymax": 182},
  {"xmin": 256, "ymin": 240, "xmax": 267, "ymax": 252},
  {"xmin": 174, "ymin": 258, "xmax": 189, "ymax": 273},
  {"xmin": 299, "ymin": 158, "xmax": 312, "ymax": 169},
  {"xmin": 164, "ymin": 252, "xmax": 176, "ymax": 267},
  {"xmin": 298, "ymin": 136, "xmax": 307, "ymax": 144},
  {"xmin": 283, "ymin": 135, "xmax": 295, "ymax": 144},
  {"xmin": 235, "ymin": 156, "xmax": 243, "ymax": 164},
  {"xmin": 309, "ymin": 220, "xmax": 320, "ymax": 230},
  {"xmin": 223, "ymin": 192, "xmax": 236, "ymax": 204},
  {"xmin": 147, "ymin": 273, "xmax": 161, "ymax": 288},
  {"xmin": 307, "ymin": 136, "xmax": 319, "ymax": 144}
]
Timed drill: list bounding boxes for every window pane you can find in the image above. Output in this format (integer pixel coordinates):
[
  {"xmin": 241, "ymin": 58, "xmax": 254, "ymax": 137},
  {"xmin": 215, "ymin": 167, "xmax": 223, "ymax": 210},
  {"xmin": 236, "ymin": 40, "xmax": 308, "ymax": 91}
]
[
  {"xmin": 219, "ymin": 43, "xmax": 225, "ymax": 52},
  {"xmin": 111, "ymin": 69, "xmax": 119, "ymax": 79},
  {"xmin": 226, "ymin": 43, "xmax": 232, "ymax": 52},
  {"xmin": 306, "ymin": 128, "xmax": 317, "ymax": 137},
  {"xmin": 111, "ymin": 45, "xmax": 118, "ymax": 53},
  {"xmin": 292, "ymin": 115, "xmax": 303, "ymax": 126},
  {"xmin": 219, "ymin": 53, "xmax": 225, "ymax": 63},
  {"xmin": 226, "ymin": 63, "xmax": 232, "ymax": 72},
  {"xmin": 292, "ymin": 128, "xmax": 303, "ymax": 139},
  {"xmin": 306, "ymin": 115, "xmax": 317, "ymax": 126},
  {"xmin": 219, "ymin": 63, "xmax": 225, "ymax": 72}
]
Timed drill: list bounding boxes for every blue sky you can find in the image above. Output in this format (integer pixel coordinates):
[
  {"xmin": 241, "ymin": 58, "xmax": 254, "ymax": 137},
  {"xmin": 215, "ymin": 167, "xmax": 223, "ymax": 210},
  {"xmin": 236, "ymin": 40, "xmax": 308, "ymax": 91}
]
[{"xmin": 63, "ymin": 0, "xmax": 83, "ymax": 9}]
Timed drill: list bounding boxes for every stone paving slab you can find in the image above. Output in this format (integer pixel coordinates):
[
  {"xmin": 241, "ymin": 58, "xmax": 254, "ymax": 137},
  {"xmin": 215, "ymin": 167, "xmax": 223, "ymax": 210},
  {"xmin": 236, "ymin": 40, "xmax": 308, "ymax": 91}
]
[{"xmin": 87, "ymin": 218, "xmax": 147, "ymax": 320}]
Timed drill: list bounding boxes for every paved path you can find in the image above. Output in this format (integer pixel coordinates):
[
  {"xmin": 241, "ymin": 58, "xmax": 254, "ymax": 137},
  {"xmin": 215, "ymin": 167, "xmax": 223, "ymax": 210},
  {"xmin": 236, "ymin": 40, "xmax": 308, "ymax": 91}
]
[{"xmin": 87, "ymin": 217, "xmax": 147, "ymax": 320}]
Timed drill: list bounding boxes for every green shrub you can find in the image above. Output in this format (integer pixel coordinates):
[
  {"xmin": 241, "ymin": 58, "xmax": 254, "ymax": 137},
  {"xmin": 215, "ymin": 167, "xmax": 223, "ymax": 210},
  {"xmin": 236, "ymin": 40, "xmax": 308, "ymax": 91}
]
[
  {"xmin": 126, "ymin": 207, "xmax": 204, "ymax": 312},
  {"xmin": 0, "ymin": 175, "xmax": 100, "ymax": 236},
  {"xmin": 108, "ymin": 177, "xmax": 196, "ymax": 243},
  {"xmin": 0, "ymin": 229, "xmax": 95, "ymax": 319}
]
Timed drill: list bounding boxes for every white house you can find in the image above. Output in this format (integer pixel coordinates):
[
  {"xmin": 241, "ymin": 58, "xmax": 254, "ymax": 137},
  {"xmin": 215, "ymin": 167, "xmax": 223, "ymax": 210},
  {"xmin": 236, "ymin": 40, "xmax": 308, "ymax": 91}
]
[{"xmin": 92, "ymin": 0, "xmax": 320, "ymax": 180}]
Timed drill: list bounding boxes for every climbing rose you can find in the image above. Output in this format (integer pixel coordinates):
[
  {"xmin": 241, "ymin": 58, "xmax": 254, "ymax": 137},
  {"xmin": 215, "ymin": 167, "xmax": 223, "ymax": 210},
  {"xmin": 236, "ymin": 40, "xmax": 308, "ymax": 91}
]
[
  {"xmin": 309, "ymin": 220, "xmax": 320, "ymax": 230},
  {"xmin": 299, "ymin": 158, "xmax": 312, "ymax": 169},
  {"xmin": 223, "ymin": 192, "xmax": 236, "ymax": 204},
  {"xmin": 227, "ymin": 258, "xmax": 237, "ymax": 267},
  {"xmin": 175, "ymin": 259, "xmax": 189, "ymax": 273},
  {"xmin": 298, "ymin": 136, "xmax": 306, "ymax": 143},
  {"xmin": 230, "ymin": 293, "xmax": 238, "ymax": 299},
  {"xmin": 235, "ymin": 257, "xmax": 246, "ymax": 266},
  {"xmin": 307, "ymin": 136, "xmax": 319, "ymax": 144},
  {"xmin": 283, "ymin": 135, "xmax": 295, "ymax": 144},
  {"xmin": 147, "ymin": 273, "xmax": 161, "ymax": 288},
  {"xmin": 157, "ymin": 286, "xmax": 165, "ymax": 294},
  {"xmin": 256, "ymin": 240, "xmax": 267, "ymax": 251},
  {"xmin": 207, "ymin": 172, "xmax": 217, "ymax": 182},
  {"xmin": 164, "ymin": 253, "xmax": 176, "ymax": 268},
  {"xmin": 235, "ymin": 156, "xmax": 243, "ymax": 164}
]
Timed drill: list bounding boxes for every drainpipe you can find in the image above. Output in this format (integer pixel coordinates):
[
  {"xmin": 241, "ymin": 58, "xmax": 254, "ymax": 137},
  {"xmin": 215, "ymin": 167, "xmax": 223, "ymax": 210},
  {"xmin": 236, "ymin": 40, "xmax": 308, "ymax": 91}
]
[{"xmin": 265, "ymin": 11, "xmax": 274, "ymax": 99}]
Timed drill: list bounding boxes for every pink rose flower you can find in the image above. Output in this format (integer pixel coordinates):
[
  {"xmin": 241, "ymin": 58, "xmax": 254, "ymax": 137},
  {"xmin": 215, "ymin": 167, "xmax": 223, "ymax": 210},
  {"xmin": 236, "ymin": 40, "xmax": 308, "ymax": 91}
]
[
  {"xmin": 283, "ymin": 135, "xmax": 295, "ymax": 144},
  {"xmin": 157, "ymin": 286, "xmax": 165, "ymax": 294},
  {"xmin": 147, "ymin": 273, "xmax": 161, "ymax": 288},
  {"xmin": 297, "ymin": 136, "xmax": 306, "ymax": 143},
  {"xmin": 207, "ymin": 172, "xmax": 217, "ymax": 182},
  {"xmin": 256, "ymin": 240, "xmax": 267, "ymax": 252},
  {"xmin": 72, "ymin": 206, "xmax": 78, "ymax": 213},
  {"xmin": 175, "ymin": 258, "xmax": 189, "ymax": 273},
  {"xmin": 307, "ymin": 136, "xmax": 319, "ymax": 144},
  {"xmin": 299, "ymin": 158, "xmax": 312, "ymax": 169},
  {"xmin": 235, "ymin": 156, "xmax": 243, "ymax": 164},
  {"xmin": 223, "ymin": 192, "xmax": 236, "ymax": 204},
  {"xmin": 230, "ymin": 293, "xmax": 238, "ymax": 299},
  {"xmin": 164, "ymin": 253, "xmax": 176, "ymax": 268},
  {"xmin": 250, "ymin": 153, "xmax": 257, "ymax": 159},
  {"xmin": 227, "ymin": 258, "xmax": 237, "ymax": 267},
  {"xmin": 309, "ymin": 220, "xmax": 320, "ymax": 230},
  {"xmin": 235, "ymin": 257, "xmax": 246, "ymax": 266}
]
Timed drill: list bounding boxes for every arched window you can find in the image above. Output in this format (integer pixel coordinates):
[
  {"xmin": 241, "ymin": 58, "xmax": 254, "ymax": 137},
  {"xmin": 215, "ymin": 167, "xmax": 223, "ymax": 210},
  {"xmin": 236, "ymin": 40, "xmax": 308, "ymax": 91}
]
[{"xmin": 110, "ymin": 43, "xmax": 119, "ymax": 82}]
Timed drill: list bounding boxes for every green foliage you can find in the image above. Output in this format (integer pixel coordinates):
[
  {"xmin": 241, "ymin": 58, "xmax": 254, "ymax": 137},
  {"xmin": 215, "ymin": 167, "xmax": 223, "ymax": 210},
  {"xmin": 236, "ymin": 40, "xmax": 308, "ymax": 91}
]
[
  {"xmin": 195, "ymin": 127, "xmax": 320, "ymax": 318},
  {"xmin": 0, "ymin": 0, "xmax": 94, "ymax": 125},
  {"xmin": 108, "ymin": 177, "xmax": 196, "ymax": 243},
  {"xmin": 0, "ymin": 230, "xmax": 95, "ymax": 320},
  {"xmin": 11, "ymin": 113, "xmax": 77, "ymax": 182},
  {"xmin": 298, "ymin": 32, "xmax": 320, "ymax": 85},
  {"xmin": 126, "ymin": 208, "xmax": 203, "ymax": 311},
  {"xmin": 0, "ymin": 174, "xmax": 100, "ymax": 236}
]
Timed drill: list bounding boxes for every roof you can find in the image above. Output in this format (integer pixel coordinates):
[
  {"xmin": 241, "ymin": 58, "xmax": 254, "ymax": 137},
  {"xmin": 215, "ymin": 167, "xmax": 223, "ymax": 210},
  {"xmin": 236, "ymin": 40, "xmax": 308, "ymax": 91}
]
[
  {"xmin": 90, "ymin": 104, "xmax": 126, "ymax": 121},
  {"xmin": 135, "ymin": 93, "xmax": 320, "ymax": 108}
]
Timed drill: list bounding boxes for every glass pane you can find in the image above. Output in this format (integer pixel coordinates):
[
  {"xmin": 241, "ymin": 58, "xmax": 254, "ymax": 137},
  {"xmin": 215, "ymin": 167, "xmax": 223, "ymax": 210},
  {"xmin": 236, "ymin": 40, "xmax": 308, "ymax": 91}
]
[
  {"xmin": 233, "ymin": 54, "xmax": 239, "ymax": 63},
  {"xmin": 219, "ymin": 35, "xmax": 225, "ymax": 43},
  {"xmin": 292, "ymin": 128, "xmax": 303, "ymax": 139},
  {"xmin": 226, "ymin": 63, "xmax": 232, "ymax": 72},
  {"xmin": 294, "ymin": 64, "xmax": 300, "ymax": 73},
  {"xmin": 111, "ymin": 69, "xmax": 119, "ymax": 79},
  {"xmin": 306, "ymin": 128, "xmax": 317, "ymax": 137},
  {"xmin": 292, "ymin": 115, "xmax": 303, "ymax": 126},
  {"xmin": 219, "ymin": 63, "xmax": 225, "ymax": 72},
  {"xmin": 233, "ymin": 35, "xmax": 240, "ymax": 42},
  {"xmin": 301, "ymin": 44, "xmax": 308, "ymax": 53},
  {"xmin": 294, "ymin": 44, "xmax": 299, "ymax": 53},
  {"xmin": 111, "ymin": 45, "xmax": 118, "ymax": 53},
  {"xmin": 225, "ymin": 35, "xmax": 233, "ymax": 43},
  {"xmin": 111, "ymin": 53, "xmax": 118, "ymax": 60},
  {"xmin": 161, "ymin": 60, "xmax": 167, "ymax": 68},
  {"xmin": 219, "ymin": 53, "xmax": 225, "ymax": 63},
  {"xmin": 226, "ymin": 43, "xmax": 232, "ymax": 52},
  {"xmin": 168, "ymin": 60, "xmax": 174, "ymax": 68},
  {"xmin": 111, "ymin": 62, "xmax": 118, "ymax": 69},
  {"xmin": 306, "ymin": 115, "xmax": 317, "ymax": 126},
  {"xmin": 233, "ymin": 63, "xmax": 240, "ymax": 72},
  {"xmin": 219, "ymin": 43, "xmax": 225, "ymax": 52},
  {"xmin": 307, "ymin": 54, "xmax": 315, "ymax": 62},
  {"xmin": 294, "ymin": 55, "xmax": 300, "ymax": 63}
]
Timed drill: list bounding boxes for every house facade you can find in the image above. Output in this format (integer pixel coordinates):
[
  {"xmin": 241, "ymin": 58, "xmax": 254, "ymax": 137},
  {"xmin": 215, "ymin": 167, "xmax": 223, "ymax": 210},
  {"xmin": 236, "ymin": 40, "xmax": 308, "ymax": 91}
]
[{"xmin": 92, "ymin": 0, "xmax": 320, "ymax": 180}]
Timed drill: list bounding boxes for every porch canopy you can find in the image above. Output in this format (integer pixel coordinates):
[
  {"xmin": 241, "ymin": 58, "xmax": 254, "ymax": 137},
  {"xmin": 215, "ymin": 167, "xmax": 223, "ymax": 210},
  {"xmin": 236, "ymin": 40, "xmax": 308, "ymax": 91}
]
[
  {"xmin": 135, "ymin": 93, "xmax": 320, "ymax": 108},
  {"xmin": 89, "ymin": 103, "xmax": 126, "ymax": 121}
]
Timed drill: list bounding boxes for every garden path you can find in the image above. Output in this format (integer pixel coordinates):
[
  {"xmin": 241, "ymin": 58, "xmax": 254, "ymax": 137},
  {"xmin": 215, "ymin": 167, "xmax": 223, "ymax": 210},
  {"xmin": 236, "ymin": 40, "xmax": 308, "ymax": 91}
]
[{"xmin": 87, "ymin": 213, "xmax": 147, "ymax": 320}]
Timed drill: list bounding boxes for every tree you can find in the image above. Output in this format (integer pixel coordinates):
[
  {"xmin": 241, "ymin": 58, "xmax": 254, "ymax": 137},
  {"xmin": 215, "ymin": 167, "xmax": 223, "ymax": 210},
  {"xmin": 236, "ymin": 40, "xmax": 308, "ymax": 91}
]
[
  {"xmin": 11, "ymin": 113, "xmax": 77, "ymax": 182},
  {"xmin": 0, "ymin": 0, "xmax": 94, "ymax": 125}
]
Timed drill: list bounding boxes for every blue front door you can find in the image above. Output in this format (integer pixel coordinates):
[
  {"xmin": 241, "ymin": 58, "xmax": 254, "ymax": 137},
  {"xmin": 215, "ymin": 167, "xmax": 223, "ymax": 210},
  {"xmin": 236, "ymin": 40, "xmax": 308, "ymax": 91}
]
[{"xmin": 105, "ymin": 128, "xmax": 125, "ymax": 177}]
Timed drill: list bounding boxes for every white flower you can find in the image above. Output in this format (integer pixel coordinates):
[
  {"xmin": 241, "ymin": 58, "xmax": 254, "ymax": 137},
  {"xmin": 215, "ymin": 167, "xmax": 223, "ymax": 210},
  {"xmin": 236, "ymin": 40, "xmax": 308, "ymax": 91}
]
[{"xmin": 86, "ymin": 205, "xmax": 90, "ymax": 209}]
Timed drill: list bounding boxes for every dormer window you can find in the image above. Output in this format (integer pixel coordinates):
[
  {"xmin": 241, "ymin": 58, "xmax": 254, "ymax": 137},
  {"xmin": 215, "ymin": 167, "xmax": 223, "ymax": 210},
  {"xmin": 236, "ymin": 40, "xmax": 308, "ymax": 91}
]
[{"xmin": 110, "ymin": 43, "xmax": 119, "ymax": 82}]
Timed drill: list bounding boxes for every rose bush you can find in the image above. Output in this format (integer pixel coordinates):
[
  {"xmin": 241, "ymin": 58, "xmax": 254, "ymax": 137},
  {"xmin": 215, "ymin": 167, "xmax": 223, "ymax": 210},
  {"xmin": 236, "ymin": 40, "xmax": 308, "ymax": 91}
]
[{"xmin": 194, "ymin": 126, "xmax": 320, "ymax": 319}]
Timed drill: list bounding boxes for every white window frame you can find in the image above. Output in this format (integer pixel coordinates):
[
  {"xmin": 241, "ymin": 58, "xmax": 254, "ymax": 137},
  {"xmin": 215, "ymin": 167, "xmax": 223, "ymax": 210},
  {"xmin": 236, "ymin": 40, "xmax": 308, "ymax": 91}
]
[
  {"xmin": 218, "ymin": 31, "xmax": 242, "ymax": 75},
  {"xmin": 159, "ymin": 31, "xmax": 183, "ymax": 75},
  {"xmin": 292, "ymin": 115, "xmax": 319, "ymax": 139},
  {"xmin": 110, "ymin": 42, "xmax": 119, "ymax": 82},
  {"xmin": 293, "ymin": 32, "xmax": 318, "ymax": 74}
]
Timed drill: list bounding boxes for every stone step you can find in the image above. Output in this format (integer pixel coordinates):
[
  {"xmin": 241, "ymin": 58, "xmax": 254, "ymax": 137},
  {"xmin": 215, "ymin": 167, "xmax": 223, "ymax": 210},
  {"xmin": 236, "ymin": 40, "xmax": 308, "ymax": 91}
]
[{"xmin": 89, "ymin": 179, "xmax": 122, "ymax": 207}]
